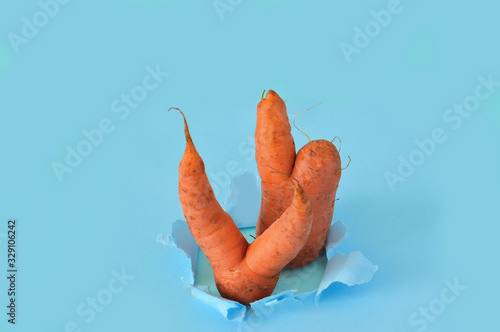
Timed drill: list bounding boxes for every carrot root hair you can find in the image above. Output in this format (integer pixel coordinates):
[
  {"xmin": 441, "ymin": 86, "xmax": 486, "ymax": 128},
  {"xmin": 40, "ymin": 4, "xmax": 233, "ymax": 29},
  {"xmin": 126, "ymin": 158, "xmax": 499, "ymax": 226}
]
[
  {"xmin": 336, "ymin": 156, "xmax": 351, "ymax": 175},
  {"xmin": 267, "ymin": 165, "xmax": 300, "ymax": 188},
  {"xmin": 261, "ymin": 90, "xmax": 266, "ymax": 101},
  {"xmin": 331, "ymin": 136, "xmax": 342, "ymax": 152},
  {"xmin": 293, "ymin": 102, "xmax": 322, "ymax": 143},
  {"xmin": 331, "ymin": 197, "xmax": 340, "ymax": 208},
  {"xmin": 168, "ymin": 107, "xmax": 192, "ymax": 143}
]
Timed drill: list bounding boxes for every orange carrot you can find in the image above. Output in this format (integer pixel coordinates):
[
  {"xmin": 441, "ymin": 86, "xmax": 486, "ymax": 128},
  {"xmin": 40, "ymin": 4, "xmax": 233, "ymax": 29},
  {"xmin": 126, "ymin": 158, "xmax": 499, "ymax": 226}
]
[
  {"xmin": 288, "ymin": 140, "xmax": 342, "ymax": 267},
  {"xmin": 254, "ymin": 91, "xmax": 344, "ymax": 268},
  {"xmin": 255, "ymin": 90, "xmax": 296, "ymax": 236},
  {"xmin": 171, "ymin": 108, "xmax": 313, "ymax": 305}
]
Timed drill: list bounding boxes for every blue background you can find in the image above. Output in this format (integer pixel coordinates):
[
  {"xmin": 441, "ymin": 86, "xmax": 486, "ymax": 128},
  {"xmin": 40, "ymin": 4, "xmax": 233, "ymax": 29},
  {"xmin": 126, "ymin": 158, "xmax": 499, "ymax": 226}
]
[{"xmin": 1, "ymin": 0, "xmax": 499, "ymax": 331}]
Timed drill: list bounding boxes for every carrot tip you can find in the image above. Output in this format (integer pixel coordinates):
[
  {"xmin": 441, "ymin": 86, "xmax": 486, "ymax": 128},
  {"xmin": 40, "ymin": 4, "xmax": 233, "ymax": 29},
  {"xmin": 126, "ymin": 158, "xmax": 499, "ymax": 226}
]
[{"xmin": 168, "ymin": 107, "xmax": 192, "ymax": 144}]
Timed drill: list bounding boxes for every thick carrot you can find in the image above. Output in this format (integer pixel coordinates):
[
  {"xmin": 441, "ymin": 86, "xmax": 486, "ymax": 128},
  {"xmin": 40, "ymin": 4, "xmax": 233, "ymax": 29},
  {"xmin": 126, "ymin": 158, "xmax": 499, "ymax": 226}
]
[
  {"xmin": 288, "ymin": 140, "xmax": 341, "ymax": 267},
  {"xmin": 172, "ymin": 108, "xmax": 313, "ymax": 304},
  {"xmin": 255, "ymin": 90, "xmax": 296, "ymax": 236},
  {"xmin": 254, "ymin": 91, "xmax": 343, "ymax": 268}
]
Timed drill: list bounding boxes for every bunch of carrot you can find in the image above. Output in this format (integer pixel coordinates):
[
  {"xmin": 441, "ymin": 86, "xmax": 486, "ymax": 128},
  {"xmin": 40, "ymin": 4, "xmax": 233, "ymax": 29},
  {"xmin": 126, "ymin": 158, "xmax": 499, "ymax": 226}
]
[{"xmin": 171, "ymin": 90, "xmax": 346, "ymax": 305}]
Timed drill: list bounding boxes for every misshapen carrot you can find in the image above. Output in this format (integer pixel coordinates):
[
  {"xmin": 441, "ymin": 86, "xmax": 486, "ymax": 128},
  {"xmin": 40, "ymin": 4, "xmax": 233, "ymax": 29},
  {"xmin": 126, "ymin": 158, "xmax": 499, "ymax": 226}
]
[{"xmin": 172, "ymin": 108, "xmax": 313, "ymax": 305}]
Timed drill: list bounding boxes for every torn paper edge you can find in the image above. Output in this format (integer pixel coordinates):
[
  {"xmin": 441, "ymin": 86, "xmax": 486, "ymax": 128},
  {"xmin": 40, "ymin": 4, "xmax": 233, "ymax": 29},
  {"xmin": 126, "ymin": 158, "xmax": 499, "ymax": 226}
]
[{"xmin": 157, "ymin": 172, "xmax": 378, "ymax": 321}]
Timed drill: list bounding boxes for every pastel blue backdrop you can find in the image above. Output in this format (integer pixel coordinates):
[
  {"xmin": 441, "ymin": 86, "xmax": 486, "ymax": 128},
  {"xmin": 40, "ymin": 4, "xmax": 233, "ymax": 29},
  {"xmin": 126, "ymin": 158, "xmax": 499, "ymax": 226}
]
[{"xmin": 1, "ymin": 0, "xmax": 499, "ymax": 331}]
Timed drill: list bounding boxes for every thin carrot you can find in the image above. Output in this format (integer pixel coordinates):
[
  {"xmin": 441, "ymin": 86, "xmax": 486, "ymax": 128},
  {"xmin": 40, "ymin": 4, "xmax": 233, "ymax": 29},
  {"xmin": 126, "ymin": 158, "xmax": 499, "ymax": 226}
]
[
  {"xmin": 255, "ymin": 90, "xmax": 296, "ymax": 236},
  {"xmin": 172, "ymin": 108, "xmax": 313, "ymax": 304}
]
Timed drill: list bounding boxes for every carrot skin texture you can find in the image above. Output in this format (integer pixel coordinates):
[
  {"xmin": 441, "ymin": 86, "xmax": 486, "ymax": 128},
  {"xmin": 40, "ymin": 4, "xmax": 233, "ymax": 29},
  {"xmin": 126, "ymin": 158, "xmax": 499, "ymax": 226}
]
[
  {"xmin": 256, "ymin": 181, "xmax": 295, "ymax": 236},
  {"xmin": 255, "ymin": 90, "xmax": 296, "ymax": 235}
]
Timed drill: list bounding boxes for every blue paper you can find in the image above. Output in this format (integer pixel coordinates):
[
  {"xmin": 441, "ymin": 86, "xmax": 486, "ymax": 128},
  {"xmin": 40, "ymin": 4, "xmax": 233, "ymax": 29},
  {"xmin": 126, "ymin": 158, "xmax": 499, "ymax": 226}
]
[{"xmin": 158, "ymin": 172, "xmax": 377, "ymax": 321}]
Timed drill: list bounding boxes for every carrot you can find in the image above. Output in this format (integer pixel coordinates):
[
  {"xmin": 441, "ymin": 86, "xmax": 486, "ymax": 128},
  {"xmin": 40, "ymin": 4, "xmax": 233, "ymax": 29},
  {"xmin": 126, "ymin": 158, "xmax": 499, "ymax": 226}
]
[
  {"xmin": 171, "ymin": 108, "xmax": 313, "ymax": 305},
  {"xmin": 254, "ymin": 91, "xmax": 344, "ymax": 268},
  {"xmin": 255, "ymin": 90, "xmax": 296, "ymax": 236},
  {"xmin": 288, "ymin": 140, "xmax": 342, "ymax": 267}
]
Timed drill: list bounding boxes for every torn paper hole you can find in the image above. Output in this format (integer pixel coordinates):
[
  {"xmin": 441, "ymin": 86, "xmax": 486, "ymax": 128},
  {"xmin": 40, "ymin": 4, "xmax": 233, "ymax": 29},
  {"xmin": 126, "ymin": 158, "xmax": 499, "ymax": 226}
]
[{"xmin": 158, "ymin": 171, "xmax": 377, "ymax": 321}]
